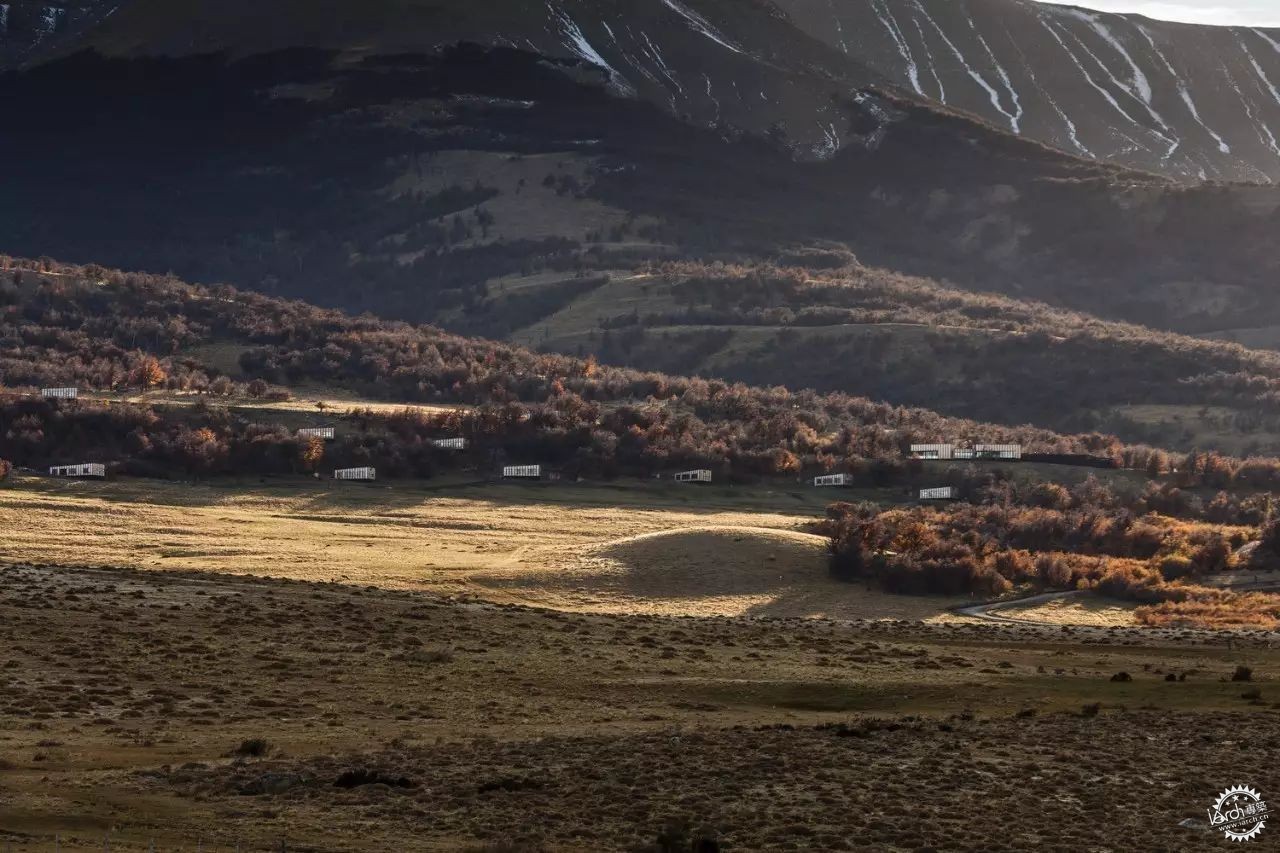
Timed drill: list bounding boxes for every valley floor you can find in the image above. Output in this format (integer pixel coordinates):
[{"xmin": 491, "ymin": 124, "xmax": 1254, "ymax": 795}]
[
  {"xmin": 5, "ymin": 472, "xmax": 1280, "ymax": 850},
  {"xmin": 2, "ymin": 562, "xmax": 1276, "ymax": 851}
]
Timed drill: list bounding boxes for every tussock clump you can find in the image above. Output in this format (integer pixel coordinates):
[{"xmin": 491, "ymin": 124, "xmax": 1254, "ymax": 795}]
[{"xmin": 234, "ymin": 738, "xmax": 271, "ymax": 758}]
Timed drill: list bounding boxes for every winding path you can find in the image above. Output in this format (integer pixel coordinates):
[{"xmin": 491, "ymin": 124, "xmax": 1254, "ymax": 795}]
[{"xmin": 954, "ymin": 589, "xmax": 1088, "ymax": 625}]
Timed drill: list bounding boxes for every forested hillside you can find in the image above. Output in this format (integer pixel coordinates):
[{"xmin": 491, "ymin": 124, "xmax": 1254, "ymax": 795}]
[{"xmin": 0, "ymin": 258, "xmax": 1194, "ymax": 483}]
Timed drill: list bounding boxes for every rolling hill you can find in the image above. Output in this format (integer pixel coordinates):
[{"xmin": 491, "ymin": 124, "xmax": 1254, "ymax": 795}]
[
  {"xmin": 9, "ymin": 256, "xmax": 1280, "ymax": 481},
  {"xmin": 502, "ymin": 260, "xmax": 1280, "ymax": 454}
]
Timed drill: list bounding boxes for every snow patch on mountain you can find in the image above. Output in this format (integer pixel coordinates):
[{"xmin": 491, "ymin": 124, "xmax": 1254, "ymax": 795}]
[
  {"xmin": 914, "ymin": 0, "xmax": 1019, "ymax": 132},
  {"xmin": 870, "ymin": 0, "xmax": 923, "ymax": 96},
  {"xmin": 1137, "ymin": 26, "xmax": 1229, "ymax": 156},
  {"xmin": 659, "ymin": 0, "xmax": 743, "ymax": 55},
  {"xmin": 548, "ymin": 4, "xmax": 635, "ymax": 96}
]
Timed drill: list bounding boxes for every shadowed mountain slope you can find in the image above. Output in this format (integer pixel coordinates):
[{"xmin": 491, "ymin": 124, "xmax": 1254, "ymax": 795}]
[{"xmin": 5, "ymin": 0, "xmax": 1280, "ymax": 181}]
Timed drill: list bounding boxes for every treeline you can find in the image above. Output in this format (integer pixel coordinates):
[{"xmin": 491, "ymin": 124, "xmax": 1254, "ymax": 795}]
[
  {"xmin": 819, "ymin": 481, "xmax": 1280, "ymax": 628},
  {"xmin": 0, "ymin": 392, "xmax": 1045, "ymax": 485},
  {"xmin": 0, "ymin": 396, "xmax": 484, "ymax": 480}
]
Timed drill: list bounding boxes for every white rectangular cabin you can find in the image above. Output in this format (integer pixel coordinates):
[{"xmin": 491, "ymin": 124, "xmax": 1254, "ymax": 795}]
[
  {"xmin": 50, "ymin": 463, "xmax": 105, "ymax": 479},
  {"xmin": 503, "ymin": 465, "xmax": 542, "ymax": 479},
  {"xmin": 41, "ymin": 387, "xmax": 78, "ymax": 399},
  {"xmin": 814, "ymin": 473, "xmax": 852, "ymax": 487},
  {"xmin": 952, "ymin": 448, "xmax": 976, "ymax": 460},
  {"xmin": 975, "ymin": 444, "xmax": 1023, "ymax": 460},
  {"xmin": 433, "ymin": 437, "xmax": 468, "ymax": 451},
  {"xmin": 910, "ymin": 444, "xmax": 953, "ymax": 460},
  {"xmin": 298, "ymin": 427, "xmax": 336, "ymax": 441},
  {"xmin": 334, "ymin": 466, "xmax": 376, "ymax": 481},
  {"xmin": 919, "ymin": 486, "xmax": 957, "ymax": 501},
  {"xmin": 674, "ymin": 469, "xmax": 713, "ymax": 484}
]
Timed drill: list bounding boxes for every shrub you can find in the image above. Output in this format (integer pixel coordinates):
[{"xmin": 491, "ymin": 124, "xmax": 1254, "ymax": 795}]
[
  {"xmin": 234, "ymin": 738, "xmax": 271, "ymax": 757},
  {"xmin": 1155, "ymin": 553, "xmax": 1196, "ymax": 582},
  {"xmin": 1232, "ymin": 665, "xmax": 1254, "ymax": 682}
]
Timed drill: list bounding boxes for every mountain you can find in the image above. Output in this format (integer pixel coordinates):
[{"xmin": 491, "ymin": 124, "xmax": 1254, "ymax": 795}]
[
  {"xmin": 7, "ymin": 0, "xmax": 1280, "ymax": 183},
  {"xmin": 4, "ymin": 0, "xmax": 1280, "ymax": 416},
  {"xmin": 0, "ymin": 0, "xmax": 884, "ymax": 161},
  {"xmin": 780, "ymin": 0, "xmax": 1280, "ymax": 183},
  {"xmin": 3, "ymin": 38, "xmax": 1278, "ymax": 329}
]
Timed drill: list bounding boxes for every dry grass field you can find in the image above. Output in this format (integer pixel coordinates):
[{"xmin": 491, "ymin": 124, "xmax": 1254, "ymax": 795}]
[
  {"xmin": 6, "ymin": 474, "xmax": 1280, "ymax": 850},
  {"xmin": 83, "ymin": 384, "xmax": 466, "ymax": 426},
  {"xmin": 3, "ymin": 561, "xmax": 1278, "ymax": 851},
  {"xmin": 1, "ymin": 474, "xmax": 939, "ymax": 620},
  {"xmin": 995, "ymin": 593, "xmax": 1140, "ymax": 627}
]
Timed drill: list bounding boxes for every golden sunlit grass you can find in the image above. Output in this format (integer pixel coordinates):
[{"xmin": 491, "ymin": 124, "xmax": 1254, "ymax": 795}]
[
  {"xmin": 479, "ymin": 525, "xmax": 969, "ymax": 621},
  {"xmin": 998, "ymin": 592, "xmax": 1139, "ymax": 627},
  {"xmin": 84, "ymin": 384, "xmax": 467, "ymax": 421},
  {"xmin": 0, "ymin": 473, "xmax": 885, "ymax": 618}
]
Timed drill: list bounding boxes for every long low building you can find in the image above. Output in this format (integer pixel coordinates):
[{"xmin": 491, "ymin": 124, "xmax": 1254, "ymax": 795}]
[
  {"xmin": 919, "ymin": 486, "xmax": 958, "ymax": 501},
  {"xmin": 503, "ymin": 465, "xmax": 542, "ymax": 479},
  {"xmin": 298, "ymin": 427, "xmax": 336, "ymax": 441},
  {"xmin": 674, "ymin": 469, "xmax": 712, "ymax": 483},
  {"xmin": 814, "ymin": 473, "xmax": 852, "ymax": 487},
  {"xmin": 433, "ymin": 437, "xmax": 467, "ymax": 450},
  {"xmin": 911, "ymin": 443, "xmax": 1023, "ymax": 461},
  {"xmin": 975, "ymin": 444, "xmax": 1023, "ymax": 460},
  {"xmin": 50, "ymin": 463, "xmax": 106, "ymax": 478},
  {"xmin": 41, "ymin": 387, "xmax": 79, "ymax": 399},
  {"xmin": 334, "ymin": 467, "xmax": 376, "ymax": 481}
]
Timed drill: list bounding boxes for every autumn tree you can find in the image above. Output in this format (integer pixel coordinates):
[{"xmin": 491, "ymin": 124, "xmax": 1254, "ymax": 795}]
[{"xmin": 298, "ymin": 436, "xmax": 325, "ymax": 471}]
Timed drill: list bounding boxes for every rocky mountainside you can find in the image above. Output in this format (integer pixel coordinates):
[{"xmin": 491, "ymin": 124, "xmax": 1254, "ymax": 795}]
[
  {"xmin": 0, "ymin": 0, "xmax": 884, "ymax": 161},
  {"xmin": 780, "ymin": 0, "xmax": 1280, "ymax": 182},
  {"xmin": 5, "ymin": 0, "xmax": 1280, "ymax": 182}
]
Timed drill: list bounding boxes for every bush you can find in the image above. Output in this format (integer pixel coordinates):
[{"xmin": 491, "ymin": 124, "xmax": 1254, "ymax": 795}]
[
  {"xmin": 1232, "ymin": 665, "xmax": 1254, "ymax": 682},
  {"xmin": 1155, "ymin": 553, "xmax": 1196, "ymax": 582},
  {"xmin": 234, "ymin": 738, "xmax": 271, "ymax": 757},
  {"xmin": 0, "ymin": 459, "xmax": 11, "ymax": 482}
]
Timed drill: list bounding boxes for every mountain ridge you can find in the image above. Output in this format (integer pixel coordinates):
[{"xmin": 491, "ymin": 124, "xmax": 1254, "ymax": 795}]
[{"xmin": 5, "ymin": 0, "xmax": 1280, "ymax": 181}]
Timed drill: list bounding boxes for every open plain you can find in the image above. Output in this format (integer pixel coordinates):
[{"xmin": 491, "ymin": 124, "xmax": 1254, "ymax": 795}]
[{"xmin": 3, "ymin": 473, "xmax": 1278, "ymax": 851}]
